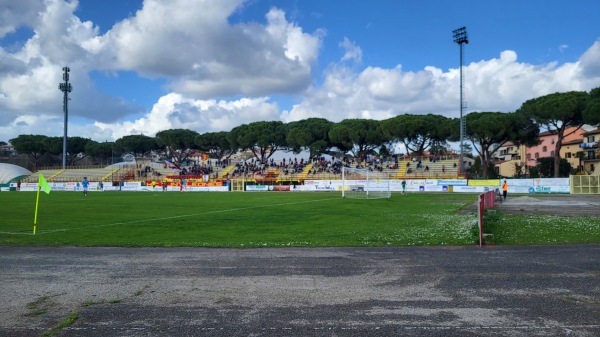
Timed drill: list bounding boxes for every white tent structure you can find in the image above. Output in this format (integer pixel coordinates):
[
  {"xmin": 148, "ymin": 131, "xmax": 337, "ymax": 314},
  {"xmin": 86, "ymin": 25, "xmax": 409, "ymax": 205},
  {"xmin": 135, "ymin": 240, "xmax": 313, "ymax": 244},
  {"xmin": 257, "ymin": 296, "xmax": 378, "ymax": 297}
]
[{"xmin": 0, "ymin": 163, "xmax": 32, "ymax": 184}]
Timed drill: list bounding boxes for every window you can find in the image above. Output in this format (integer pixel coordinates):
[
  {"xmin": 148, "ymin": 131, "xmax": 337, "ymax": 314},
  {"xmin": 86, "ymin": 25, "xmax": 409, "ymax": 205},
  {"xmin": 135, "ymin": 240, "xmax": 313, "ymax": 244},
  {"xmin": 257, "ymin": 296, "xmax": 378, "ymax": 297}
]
[
  {"xmin": 551, "ymin": 151, "xmax": 555, "ymax": 157},
  {"xmin": 565, "ymin": 152, "xmax": 572, "ymax": 158},
  {"xmin": 551, "ymin": 139, "xmax": 555, "ymax": 144},
  {"xmin": 535, "ymin": 152, "xmax": 539, "ymax": 159},
  {"xmin": 542, "ymin": 146, "xmax": 547, "ymax": 152},
  {"xmin": 526, "ymin": 153, "xmax": 531, "ymax": 160}
]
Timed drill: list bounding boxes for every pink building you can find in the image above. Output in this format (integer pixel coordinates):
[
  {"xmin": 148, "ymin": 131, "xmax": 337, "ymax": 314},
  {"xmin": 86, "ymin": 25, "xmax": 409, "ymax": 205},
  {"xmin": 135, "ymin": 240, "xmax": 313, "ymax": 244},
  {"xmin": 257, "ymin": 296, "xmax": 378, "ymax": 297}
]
[{"xmin": 525, "ymin": 126, "xmax": 587, "ymax": 167}]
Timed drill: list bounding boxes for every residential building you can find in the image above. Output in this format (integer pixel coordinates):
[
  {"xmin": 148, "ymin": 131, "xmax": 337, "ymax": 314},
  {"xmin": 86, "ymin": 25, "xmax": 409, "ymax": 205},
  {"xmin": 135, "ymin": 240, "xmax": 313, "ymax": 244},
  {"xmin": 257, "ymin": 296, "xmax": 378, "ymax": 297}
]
[
  {"xmin": 560, "ymin": 139, "xmax": 584, "ymax": 172},
  {"xmin": 525, "ymin": 126, "xmax": 587, "ymax": 168},
  {"xmin": 0, "ymin": 144, "xmax": 16, "ymax": 157},
  {"xmin": 580, "ymin": 129, "xmax": 600, "ymax": 175},
  {"xmin": 493, "ymin": 142, "xmax": 527, "ymax": 177}
]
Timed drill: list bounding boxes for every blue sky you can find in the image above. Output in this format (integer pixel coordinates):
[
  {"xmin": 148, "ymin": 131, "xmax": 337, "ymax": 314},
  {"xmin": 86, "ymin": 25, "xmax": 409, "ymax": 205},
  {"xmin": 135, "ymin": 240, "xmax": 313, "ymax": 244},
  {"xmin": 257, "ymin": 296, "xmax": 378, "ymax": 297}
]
[{"xmin": 1, "ymin": 0, "xmax": 599, "ymax": 144}]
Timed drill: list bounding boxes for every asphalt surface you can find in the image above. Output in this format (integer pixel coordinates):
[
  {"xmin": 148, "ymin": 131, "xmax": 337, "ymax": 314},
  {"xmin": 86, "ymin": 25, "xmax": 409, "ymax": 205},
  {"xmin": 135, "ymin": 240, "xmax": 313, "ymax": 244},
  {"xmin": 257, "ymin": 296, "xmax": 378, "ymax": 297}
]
[
  {"xmin": 0, "ymin": 245, "xmax": 599, "ymax": 337},
  {"xmin": 496, "ymin": 194, "xmax": 600, "ymax": 217}
]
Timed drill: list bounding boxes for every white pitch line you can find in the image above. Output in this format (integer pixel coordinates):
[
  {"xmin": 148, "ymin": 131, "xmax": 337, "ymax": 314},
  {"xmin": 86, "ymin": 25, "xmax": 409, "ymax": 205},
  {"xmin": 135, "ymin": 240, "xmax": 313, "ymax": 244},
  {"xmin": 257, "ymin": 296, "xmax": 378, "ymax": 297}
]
[{"xmin": 4, "ymin": 196, "xmax": 341, "ymax": 235}]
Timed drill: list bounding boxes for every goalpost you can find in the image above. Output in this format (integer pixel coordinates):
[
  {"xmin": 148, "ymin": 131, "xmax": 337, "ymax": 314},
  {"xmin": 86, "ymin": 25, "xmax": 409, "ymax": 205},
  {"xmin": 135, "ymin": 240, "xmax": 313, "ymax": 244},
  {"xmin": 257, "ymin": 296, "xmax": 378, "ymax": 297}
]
[{"xmin": 341, "ymin": 166, "xmax": 391, "ymax": 199}]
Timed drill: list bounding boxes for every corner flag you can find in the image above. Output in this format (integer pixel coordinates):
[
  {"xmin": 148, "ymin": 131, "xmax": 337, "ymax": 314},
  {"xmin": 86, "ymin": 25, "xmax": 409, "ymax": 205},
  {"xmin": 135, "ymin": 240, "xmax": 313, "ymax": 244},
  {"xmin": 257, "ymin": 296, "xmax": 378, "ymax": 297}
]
[
  {"xmin": 33, "ymin": 173, "xmax": 51, "ymax": 234},
  {"xmin": 39, "ymin": 173, "xmax": 51, "ymax": 194}
]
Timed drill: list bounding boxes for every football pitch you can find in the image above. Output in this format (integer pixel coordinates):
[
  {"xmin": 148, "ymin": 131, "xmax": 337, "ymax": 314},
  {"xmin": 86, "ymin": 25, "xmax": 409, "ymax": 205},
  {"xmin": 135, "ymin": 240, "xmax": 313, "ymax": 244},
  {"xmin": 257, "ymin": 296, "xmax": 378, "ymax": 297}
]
[{"xmin": 1, "ymin": 191, "xmax": 599, "ymax": 247}]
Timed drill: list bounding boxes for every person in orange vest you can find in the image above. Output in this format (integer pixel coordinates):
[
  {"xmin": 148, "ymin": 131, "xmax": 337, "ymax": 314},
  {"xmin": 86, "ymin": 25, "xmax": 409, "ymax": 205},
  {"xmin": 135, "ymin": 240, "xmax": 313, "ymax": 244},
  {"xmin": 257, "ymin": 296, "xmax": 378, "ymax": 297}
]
[{"xmin": 502, "ymin": 179, "xmax": 508, "ymax": 200}]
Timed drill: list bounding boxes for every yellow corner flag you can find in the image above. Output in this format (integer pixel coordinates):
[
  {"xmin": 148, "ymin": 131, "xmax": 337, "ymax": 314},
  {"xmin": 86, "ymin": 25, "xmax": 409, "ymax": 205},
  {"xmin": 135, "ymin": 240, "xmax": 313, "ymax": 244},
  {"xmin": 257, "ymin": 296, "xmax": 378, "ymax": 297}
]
[
  {"xmin": 39, "ymin": 173, "xmax": 51, "ymax": 194},
  {"xmin": 33, "ymin": 173, "xmax": 51, "ymax": 234}
]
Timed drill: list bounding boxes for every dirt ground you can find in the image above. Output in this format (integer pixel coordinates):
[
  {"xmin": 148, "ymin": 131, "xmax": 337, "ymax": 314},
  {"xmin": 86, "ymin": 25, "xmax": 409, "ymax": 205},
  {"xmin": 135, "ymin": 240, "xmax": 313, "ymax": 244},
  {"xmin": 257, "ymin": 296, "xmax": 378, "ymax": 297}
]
[
  {"xmin": 461, "ymin": 193, "xmax": 600, "ymax": 218},
  {"xmin": 1, "ymin": 245, "xmax": 599, "ymax": 337},
  {"xmin": 494, "ymin": 194, "xmax": 600, "ymax": 217}
]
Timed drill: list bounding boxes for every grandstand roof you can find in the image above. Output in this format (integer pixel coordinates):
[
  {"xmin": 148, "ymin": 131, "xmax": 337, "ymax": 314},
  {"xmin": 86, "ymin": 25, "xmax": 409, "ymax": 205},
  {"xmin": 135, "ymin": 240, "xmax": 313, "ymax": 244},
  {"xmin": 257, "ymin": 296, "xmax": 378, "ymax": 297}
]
[{"xmin": 0, "ymin": 163, "xmax": 32, "ymax": 184}]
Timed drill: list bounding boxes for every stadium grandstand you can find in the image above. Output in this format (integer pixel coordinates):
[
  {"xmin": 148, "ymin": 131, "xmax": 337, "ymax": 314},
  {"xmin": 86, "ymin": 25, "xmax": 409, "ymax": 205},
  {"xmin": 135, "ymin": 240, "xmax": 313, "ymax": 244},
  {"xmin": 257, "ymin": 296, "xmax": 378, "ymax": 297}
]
[{"xmin": 15, "ymin": 154, "xmax": 462, "ymax": 186}]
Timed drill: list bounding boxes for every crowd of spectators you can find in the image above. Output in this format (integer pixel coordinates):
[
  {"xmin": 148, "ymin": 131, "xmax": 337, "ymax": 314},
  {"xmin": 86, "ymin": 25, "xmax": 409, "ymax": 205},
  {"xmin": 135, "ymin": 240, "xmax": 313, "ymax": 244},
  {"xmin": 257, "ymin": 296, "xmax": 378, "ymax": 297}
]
[
  {"xmin": 229, "ymin": 157, "xmax": 309, "ymax": 178},
  {"xmin": 225, "ymin": 155, "xmax": 408, "ymax": 179},
  {"xmin": 138, "ymin": 165, "xmax": 162, "ymax": 178},
  {"xmin": 158, "ymin": 154, "xmax": 459, "ymax": 180},
  {"xmin": 165, "ymin": 162, "xmax": 215, "ymax": 180}
]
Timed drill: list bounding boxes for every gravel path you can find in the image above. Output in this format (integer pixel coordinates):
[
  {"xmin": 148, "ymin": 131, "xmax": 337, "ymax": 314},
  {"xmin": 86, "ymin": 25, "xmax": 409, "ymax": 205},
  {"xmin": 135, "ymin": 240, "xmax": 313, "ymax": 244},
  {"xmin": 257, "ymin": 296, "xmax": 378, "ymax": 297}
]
[{"xmin": 1, "ymin": 245, "xmax": 599, "ymax": 336}]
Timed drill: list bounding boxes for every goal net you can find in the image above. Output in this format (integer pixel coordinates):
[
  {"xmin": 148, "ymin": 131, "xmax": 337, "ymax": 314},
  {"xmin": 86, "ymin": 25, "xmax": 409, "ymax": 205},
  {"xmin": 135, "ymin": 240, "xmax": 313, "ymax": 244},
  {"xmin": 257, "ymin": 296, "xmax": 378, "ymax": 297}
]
[{"xmin": 341, "ymin": 166, "xmax": 391, "ymax": 199}]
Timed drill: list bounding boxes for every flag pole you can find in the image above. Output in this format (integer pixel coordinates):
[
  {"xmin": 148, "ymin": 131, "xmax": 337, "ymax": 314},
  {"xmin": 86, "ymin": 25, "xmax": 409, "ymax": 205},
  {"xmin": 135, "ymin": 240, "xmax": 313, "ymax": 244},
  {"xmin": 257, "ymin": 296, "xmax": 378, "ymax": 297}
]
[
  {"xmin": 34, "ymin": 173, "xmax": 52, "ymax": 235},
  {"xmin": 33, "ymin": 185, "xmax": 41, "ymax": 235}
]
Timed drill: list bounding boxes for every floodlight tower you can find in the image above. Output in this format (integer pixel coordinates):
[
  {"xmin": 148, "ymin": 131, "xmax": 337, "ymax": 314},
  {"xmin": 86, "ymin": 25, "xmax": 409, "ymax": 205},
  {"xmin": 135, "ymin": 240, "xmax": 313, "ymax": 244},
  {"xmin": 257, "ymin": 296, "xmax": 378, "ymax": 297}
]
[
  {"xmin": 59, "ymin": 67, "xmax": 72, "ymax": 169},
  {"xmin": 452, "ymin": 27, "xmax": 468, "ymax": 176}
]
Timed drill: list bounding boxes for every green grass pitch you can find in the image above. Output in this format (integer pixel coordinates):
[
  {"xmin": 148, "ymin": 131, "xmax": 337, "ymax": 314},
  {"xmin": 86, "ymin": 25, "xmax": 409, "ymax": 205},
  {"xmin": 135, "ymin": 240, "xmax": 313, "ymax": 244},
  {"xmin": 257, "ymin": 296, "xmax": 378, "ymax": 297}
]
[{"xmin": 1, "ymin": 192, "xmax": 598, "ymax": 247}]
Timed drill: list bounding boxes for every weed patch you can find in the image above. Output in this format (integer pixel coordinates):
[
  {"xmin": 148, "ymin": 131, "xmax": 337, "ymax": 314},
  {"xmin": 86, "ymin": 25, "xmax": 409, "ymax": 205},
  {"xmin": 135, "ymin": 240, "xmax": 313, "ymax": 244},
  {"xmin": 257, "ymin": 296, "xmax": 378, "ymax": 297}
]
[{"xmin": 42, "ymin": 311, "xmax": 79, "ymax": 337}]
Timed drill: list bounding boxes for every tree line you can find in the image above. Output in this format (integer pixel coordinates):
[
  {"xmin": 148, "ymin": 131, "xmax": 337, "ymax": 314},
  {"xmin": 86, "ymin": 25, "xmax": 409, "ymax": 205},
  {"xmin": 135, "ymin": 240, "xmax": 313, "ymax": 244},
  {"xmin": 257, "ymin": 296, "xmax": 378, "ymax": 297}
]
[{"xmin": 7, "ymin": 88, "xmax": 600, "ymax": 178}]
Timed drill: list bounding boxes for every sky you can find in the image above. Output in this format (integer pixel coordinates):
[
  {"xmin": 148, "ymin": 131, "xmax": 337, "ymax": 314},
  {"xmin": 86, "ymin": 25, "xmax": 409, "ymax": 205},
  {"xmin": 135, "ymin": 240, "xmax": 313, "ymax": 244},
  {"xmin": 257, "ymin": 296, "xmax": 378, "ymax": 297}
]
[{"xmin": 1, "ymin": 0, "xmax": 599, "ymax": 144}]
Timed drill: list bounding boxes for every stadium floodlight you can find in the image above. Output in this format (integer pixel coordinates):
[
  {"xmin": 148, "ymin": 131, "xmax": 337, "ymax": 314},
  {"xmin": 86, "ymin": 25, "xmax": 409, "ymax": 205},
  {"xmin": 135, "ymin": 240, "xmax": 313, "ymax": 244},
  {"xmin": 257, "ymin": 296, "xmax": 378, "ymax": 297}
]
[
  {"xmin": 452, "ymin": 27, "xmax": 468, "ymax": 177},
  {"xmin": 59, "ymin": 67, "xmax": 72, "ymax": 169}
]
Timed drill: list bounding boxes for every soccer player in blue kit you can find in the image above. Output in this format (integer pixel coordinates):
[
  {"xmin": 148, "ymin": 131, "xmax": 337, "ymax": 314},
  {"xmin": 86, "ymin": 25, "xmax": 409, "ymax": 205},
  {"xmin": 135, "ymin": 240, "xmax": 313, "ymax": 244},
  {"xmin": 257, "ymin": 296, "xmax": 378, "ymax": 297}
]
[{"xmin": 82, "ymin": 176, "xmax": 89, "ymax": 196}]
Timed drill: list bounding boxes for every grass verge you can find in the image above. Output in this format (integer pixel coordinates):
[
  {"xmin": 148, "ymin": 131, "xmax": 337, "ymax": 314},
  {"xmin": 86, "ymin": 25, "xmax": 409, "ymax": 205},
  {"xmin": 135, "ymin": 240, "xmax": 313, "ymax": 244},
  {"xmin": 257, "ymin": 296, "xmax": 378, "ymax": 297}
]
[{"xmin": 481, "ymin": 209, "xmax": 600, "ymax": 244}]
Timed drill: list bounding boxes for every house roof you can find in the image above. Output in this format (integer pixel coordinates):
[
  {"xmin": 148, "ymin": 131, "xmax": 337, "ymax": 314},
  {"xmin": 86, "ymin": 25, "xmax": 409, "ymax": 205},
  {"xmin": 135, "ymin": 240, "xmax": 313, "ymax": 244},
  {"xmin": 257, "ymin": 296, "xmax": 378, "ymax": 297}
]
[
  {"xmin": 538, "ymin": 130, "xmax": 558, "ymax": 137},
  {"xmin": 538, "ymin": 126, "xmax": 587, "ymax": 137},
  {"xmin": 583, "ymin": 128, "xmax": 600, "ymax": 136},
  {"xmin": 562, "ymin": 139, "xmax": 583, "ymax": 146}
]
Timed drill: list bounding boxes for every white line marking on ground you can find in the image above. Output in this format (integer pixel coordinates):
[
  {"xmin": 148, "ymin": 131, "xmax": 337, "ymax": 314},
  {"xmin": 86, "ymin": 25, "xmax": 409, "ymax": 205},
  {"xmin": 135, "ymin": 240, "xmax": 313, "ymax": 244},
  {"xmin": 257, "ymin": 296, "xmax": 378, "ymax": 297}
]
[{"xmin": 3, "ymin": 196, "xmax": 341, "ymax": 235}]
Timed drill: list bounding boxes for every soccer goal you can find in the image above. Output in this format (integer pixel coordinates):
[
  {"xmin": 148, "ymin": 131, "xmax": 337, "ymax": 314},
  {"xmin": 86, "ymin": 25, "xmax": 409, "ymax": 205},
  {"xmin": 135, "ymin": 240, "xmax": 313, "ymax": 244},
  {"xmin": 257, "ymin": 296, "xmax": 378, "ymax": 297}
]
[{"xmin": 341, "ymin": 166, "xmax": 391, "ymax": 199}]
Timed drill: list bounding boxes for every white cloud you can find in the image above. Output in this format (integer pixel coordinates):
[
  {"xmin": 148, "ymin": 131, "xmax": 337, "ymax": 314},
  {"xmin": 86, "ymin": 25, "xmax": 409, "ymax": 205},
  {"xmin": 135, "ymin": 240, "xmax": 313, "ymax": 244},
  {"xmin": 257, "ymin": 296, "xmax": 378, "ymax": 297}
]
[
  {"xmin": 340, "ymin": 37, "xmax": 362, "ymax": 64},
  {"xmin": 0, "ymin": 0, "xmax": 323, "ymax": 141},
  {"xmin": 1, "ymin": 0, "xmax": 600, "ymax": 146},
  {"xmin": 282, "ymin": 42, "xmax": 600, "ymax": 123},
  {"xmin": 95, "ymin": 93, "xmax": 280, "ymax": 140},
  {"xmin": 0, "ymin": 0, "xmax": 143, "ymax": 127},
  {"xmin": 102, "ymin": 2, "xmax": 323, "ymax": 97},
  {"xmin": 0, "ymin": 0, "xmax": 44, "ymax": 38},
  {"xmin": 579, "ymin": 39, "xmax": 600, "ymax": 78}
]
